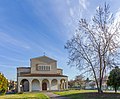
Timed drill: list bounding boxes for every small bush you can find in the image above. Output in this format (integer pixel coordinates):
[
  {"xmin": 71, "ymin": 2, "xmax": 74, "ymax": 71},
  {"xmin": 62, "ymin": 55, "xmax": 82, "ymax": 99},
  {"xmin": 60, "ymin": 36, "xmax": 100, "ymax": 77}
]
[{"xmin": 0, "ymin": 88, "xmax": 6, "ymax": 95}]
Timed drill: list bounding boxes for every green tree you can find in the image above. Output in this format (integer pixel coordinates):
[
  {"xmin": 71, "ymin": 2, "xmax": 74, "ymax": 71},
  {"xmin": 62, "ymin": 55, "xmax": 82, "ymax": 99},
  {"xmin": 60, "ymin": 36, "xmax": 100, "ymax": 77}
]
[
  {"xmin": 107, "ymin": 66, "xmax": 120, "ymax": 93},
  {"xmin": 0, "ymin": 73, "xmax": 8, "ymax": 94}
]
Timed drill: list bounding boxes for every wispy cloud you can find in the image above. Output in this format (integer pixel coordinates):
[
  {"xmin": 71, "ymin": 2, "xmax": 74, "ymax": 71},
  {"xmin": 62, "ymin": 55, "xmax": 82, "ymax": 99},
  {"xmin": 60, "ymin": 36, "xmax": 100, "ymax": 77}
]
[
  {"xmin": 69, "ymin": 8, "xmax": 74, "ymax": 17},
  {"xmin": 0, "ymin": 64, "xmax": 17, "ymax": 69},
  {"xmin": 79, "ymin": 0, "xmax": 89, "ymax": 10},
  {"xmin": 0, "ymin": 55, "xmax": 28, "ymax": 62},
  {"xmin": 63, "ymin": 0, "xmax": 90, "ymax": 39},
  {"xmin": 0, "ymin": 32, "xmax": 31, "ymax": 50}
]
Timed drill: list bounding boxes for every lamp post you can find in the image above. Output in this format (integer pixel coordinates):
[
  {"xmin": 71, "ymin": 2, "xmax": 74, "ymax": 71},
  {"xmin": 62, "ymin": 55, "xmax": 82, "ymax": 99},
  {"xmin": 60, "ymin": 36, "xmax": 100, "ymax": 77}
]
[{"xmin": 20, "ymin": 84, "xmax": 22, "ymax": 92}]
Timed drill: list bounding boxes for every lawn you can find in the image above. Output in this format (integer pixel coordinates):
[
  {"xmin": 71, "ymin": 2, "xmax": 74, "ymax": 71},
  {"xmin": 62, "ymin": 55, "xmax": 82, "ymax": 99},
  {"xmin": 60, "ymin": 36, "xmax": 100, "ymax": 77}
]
[
  {"xmin": 0, "ymin": 92, "xmax": 49, "ymax": 99},
  {"xmin": 54, "ymin": 90, "xmax": 120, "ymax": 99}
]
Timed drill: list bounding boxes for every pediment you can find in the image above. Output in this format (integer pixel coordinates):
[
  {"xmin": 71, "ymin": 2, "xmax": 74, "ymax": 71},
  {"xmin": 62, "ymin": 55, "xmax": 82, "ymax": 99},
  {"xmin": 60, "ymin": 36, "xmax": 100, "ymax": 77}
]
[{"xmin": 31, "ymin": 56, "xmax": 57, "ymax": 63}]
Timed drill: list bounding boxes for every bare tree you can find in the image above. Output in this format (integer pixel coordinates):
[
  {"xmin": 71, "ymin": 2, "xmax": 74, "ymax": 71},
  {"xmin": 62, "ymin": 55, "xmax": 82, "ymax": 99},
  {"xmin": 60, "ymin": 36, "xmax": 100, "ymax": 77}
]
[
  {"xmin": 68, "ymin": 80, "xmax": 75, "ymax": 88},
  {"xmin": 74, "ymin": 74, "xmax": 84, "ymax": 89},
  {"xmin": 65, "ymin": 3, "xmax": 120, "ymax": 93}
]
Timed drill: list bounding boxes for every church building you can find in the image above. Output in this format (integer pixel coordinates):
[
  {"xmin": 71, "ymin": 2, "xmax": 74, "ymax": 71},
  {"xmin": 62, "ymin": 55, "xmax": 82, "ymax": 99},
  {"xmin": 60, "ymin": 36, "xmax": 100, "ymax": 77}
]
[{"xmin": 17, "ymin": 56, "xmax": 68, "ymax": 92}]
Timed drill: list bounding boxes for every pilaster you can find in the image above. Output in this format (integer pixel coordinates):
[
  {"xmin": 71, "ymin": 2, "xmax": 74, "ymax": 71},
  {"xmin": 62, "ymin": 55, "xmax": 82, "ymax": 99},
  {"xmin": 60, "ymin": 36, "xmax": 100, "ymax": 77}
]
[
  {"xmin": 58, "ymin": 79, "xmax": 60, "ymax": 90},
  {"xmin": 18, "ymin": 79, "xmax": 21, "ymax": 92},
  {"xmin": 29, "ymin": 79, "xmax": 32, "ymax": 92},
  {"xmin": 66, "ymin": 79, "xmax": 68, "ymax": 89},
  {"xmin": 39, "ymin": 80, "xmax": 42, "ymax": 91},
  {"xmin": 49, "ymin": 80, "xmax": 51, "ymax": 90}
]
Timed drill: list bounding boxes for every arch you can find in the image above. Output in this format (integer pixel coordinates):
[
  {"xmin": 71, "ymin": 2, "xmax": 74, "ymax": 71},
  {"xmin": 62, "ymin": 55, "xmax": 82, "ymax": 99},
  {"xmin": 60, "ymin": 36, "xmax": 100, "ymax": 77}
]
[
  {"xmin": 32, "ymin": 79, "xmax": 40, "ymax": 91},
  {"xmin": 20, "ymin": 79, "xmax": 29, "ymax": 92},
  {"xmin": 60, "ymin": 79, "xmax": 66, "ymax": 90},
  {"xmin": 42, "ymin": 79, "xmax": 49, "ymax": 91},
  {"xmin": 42, "ymin": 82, "xmax": 47, "ymax": 90},
  {"xmin": 51, "ymin": 79, "xmax": 58, "ymax": 90}
]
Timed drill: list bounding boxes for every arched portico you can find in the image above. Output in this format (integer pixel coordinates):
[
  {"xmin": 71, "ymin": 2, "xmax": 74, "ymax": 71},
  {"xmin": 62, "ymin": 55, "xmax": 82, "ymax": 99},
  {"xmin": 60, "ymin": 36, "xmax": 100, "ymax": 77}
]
[
  {"xmin": 18, "ymin": 77, "xmax": 68, "ymax": 92},
  {"xmin": 20, "ymin": 79, "xmax": 29, "ymax": 92},
  {"xmin": 32, "ymin": 79, "xmax": 40, "ymax": 91}
]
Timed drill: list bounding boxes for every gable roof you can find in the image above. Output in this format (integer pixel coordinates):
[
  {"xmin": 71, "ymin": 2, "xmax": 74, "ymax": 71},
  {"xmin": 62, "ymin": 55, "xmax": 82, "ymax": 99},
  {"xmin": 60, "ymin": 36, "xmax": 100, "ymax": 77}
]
[{"xmin": 30, "ymin": 55, "xmax": 57, "ymax": 62}]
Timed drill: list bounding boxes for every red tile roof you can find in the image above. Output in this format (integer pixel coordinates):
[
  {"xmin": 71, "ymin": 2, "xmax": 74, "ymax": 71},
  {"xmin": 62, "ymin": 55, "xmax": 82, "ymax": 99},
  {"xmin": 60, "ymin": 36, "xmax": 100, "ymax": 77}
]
[
  {"xmin": 17, "ymin": 67, "xmax": 30, "ymax": 69},
  {"xmin": 20, "ymin": 73, "xmax": 67, "ymax": 77}
]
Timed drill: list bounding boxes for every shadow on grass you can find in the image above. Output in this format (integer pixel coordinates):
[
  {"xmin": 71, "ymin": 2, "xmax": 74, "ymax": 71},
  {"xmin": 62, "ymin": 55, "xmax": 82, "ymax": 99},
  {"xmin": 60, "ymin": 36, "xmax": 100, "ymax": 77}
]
[
  {"xmin": 5, "ymin": 97, "xmax": 38, "ymax": 99},
  {"xmin": 60, "ymin": 92, "xmax": 120, "ymax": 99}
]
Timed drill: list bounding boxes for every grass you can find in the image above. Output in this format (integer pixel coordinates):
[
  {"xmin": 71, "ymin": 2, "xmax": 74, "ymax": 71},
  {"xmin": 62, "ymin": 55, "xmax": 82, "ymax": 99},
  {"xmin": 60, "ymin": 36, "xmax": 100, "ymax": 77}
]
[
  {"xmin": 1, "ymin": 90, "xmax": 120, "ymax": 99},
  {"xmin": 54, "ymin": 90, "xmax": 120, "ymax": 99},
  {"xmin": 0, "ymin": 92, "xmax": 49, "ymax": 99}
]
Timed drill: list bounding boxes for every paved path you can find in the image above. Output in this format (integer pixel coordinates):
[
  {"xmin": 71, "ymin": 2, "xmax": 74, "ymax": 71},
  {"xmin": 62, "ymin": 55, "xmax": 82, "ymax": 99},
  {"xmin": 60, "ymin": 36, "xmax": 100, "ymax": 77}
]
[{"xmin": 44, "ymin": 92, "xmax": 70, "ymax": 99}]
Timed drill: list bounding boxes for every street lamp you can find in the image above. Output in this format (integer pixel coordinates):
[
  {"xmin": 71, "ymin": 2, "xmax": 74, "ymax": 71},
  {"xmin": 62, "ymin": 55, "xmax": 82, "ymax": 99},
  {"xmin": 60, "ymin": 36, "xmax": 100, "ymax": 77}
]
[{"xmin": 20, "ymin": 84, "xmax": 22, "ymax": 92}]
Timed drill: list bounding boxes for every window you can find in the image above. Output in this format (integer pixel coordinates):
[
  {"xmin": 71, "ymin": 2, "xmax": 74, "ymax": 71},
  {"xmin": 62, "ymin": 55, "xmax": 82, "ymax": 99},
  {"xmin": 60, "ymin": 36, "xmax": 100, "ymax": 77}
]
[{"xmin": 36, "ymin": 65, "xmax": 51, "ymax": 71}]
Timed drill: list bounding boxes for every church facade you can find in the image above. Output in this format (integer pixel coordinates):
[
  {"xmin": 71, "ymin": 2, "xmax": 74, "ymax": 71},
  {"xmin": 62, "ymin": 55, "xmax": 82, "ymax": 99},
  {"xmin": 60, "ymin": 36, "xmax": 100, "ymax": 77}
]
[{"xmin": 17, "ymin": 56, "xmax": 68, "ymax": 92}]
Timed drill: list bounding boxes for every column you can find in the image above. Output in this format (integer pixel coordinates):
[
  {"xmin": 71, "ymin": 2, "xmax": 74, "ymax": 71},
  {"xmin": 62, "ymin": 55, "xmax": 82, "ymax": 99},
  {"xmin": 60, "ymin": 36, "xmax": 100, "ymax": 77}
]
[
  {"xmin": 49, "ymin": 80, "xmax": 51, "ymax": 91},
  {"xmin": 58, "ymin": 80, "xmax": 60, "ymax": 91},
  {"xmin": 18, "ymin": 80, "xmax": 21, "ymax": 92},
  {"xmin": 66, "ymin": 80, "xmax": 68, "ymax": 89},
  {"xmin": 39, "ymin": 80, "xmax": 42, "ymax": 91},
  {"xmin": 29, "ymin": 80, "xmax": 32, "ymax": 92},
  {"xmin": 63, "ymin": 81, "xmax": 65, "ymax": 90}
]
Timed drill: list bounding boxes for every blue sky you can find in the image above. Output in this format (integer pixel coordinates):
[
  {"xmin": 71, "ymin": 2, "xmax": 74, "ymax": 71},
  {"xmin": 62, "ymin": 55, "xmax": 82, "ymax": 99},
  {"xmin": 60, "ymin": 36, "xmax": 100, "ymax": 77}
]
[{"xmin": 0, "ymin": 0, "xmax": 120, "ymax": 81}]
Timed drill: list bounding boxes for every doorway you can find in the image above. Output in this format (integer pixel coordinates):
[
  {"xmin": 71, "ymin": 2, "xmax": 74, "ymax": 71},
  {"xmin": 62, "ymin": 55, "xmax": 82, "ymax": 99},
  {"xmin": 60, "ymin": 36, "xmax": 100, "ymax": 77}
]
[{"xmin": 42, "ymin": 82, "xmax": 47, "ymax": 90}]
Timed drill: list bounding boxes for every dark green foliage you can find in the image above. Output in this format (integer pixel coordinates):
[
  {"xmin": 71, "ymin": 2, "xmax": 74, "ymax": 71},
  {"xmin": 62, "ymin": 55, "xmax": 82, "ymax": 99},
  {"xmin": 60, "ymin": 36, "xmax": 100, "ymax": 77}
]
[
  {"xmin": 0, "ymin": 73, "xmax": 8, "ymax": 94},
  {"xmin": 107, "ymin": 66, "xmax": 120, "ymax": 92}
]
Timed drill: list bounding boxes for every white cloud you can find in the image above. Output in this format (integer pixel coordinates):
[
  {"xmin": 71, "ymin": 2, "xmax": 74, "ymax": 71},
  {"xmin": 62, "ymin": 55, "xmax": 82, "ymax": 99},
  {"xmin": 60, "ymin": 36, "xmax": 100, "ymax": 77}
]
[
  {"xmin": 69, "ymin": 8, "xmax": 74, "ymax": 17},
  {"xmin": 0, "ymin": 32, "xmax": 31, "ymax": 50},
  {"xmin": 79, "ymin": 0, "xmax": 89, "ymax": 10},
  {"xmin": 96, "ymin": 6, "xmax": 100, "ymax": 11},
  {"xmin": 0, "ymin": 65, "xmax": 16, "ymax": 69},
  {"xmin": 0, "ymin": 55, "xmax": 27, "ymax": 62}
]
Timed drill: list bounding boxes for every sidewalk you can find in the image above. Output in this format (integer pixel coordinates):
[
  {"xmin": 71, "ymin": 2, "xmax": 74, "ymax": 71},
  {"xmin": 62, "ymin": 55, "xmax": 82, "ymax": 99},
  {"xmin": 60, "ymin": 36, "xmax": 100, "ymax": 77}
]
[{"xmin": 44, "ymin": 92, "xmax": 70, "ymax": 99}]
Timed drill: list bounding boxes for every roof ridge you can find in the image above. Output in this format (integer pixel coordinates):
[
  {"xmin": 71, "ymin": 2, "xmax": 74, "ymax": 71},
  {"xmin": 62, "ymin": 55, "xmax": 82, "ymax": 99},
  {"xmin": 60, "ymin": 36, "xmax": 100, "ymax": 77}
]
[{"xmin": 30, "ymin": 55, "xmax": 57, "ymax": 61}]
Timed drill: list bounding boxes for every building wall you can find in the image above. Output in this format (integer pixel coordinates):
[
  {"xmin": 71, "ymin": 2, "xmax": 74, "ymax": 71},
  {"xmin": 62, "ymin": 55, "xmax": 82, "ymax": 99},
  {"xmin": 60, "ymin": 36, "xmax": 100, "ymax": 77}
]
[
  {"xmin": 17, "ymin": 56, "xmax": 68, "ymax": 92},
  {"xmin": 57, "ymin": 69, "xmax": 63, "ymax": 75},
  {"xmin": 30, "ymin": 58, "xmax": 57, "ymax": 74},
  {"xmin": 17, "ymin": 68, "xmax": 31, "ymax": 76}
]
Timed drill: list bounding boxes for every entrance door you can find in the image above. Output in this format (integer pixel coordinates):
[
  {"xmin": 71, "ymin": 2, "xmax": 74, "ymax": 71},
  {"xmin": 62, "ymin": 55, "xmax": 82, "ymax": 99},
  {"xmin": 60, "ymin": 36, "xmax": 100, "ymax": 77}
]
[{"xmin": 42, "ymin": 82, "xmax": 47, "ymax": 90}]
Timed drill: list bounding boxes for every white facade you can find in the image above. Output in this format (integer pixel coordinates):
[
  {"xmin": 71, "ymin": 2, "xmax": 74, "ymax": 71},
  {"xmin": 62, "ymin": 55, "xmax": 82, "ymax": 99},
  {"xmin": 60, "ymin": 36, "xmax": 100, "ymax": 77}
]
[{"xmin": 17, "ymin": 56, "xmax": 68, "ymax": 92}]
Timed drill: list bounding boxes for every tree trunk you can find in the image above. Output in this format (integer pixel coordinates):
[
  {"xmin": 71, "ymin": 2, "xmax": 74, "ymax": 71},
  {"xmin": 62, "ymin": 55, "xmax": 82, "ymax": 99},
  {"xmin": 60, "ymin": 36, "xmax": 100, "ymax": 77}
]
[
  {"xmin": 115, "ymin": 87, "xmax": 117, "ymax": 93},
  {"xmin": 99, "ymin": 78, "xmax": 103, "ymax": 93},
  {"xmin": 99, "ymin": 80, "xmax": 102, "ymax": 93},
  {"xmin": 98, "ymin": 87, "xmax": 103, "ymax": 93}
]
